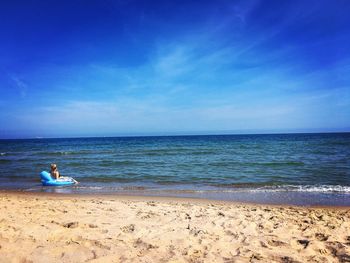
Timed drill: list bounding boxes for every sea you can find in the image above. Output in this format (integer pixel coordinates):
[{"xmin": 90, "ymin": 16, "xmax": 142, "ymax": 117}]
[{"xmin": 0, "ymin": 133, "xmax": 349, "ymax": 206}]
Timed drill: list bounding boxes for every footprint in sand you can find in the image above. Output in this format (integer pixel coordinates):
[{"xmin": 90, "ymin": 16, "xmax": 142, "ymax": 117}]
[
  {"xmin": 267, "ymin": 239, "xmax": 287, "ymax": 247},
  {"xmin": 345, "ymin": 236, "xmax": 350, "ymax": 245},
  {"xmin": 92, "ymin": 240, "xmax": 111, "ymax": 250},
  {"xmin": 250, "ymin": 253, "xmax": 263, "ymax": 261},
  {"xmin": 225, "ymin": 230, "xmax": 239, "ymax": 239},
  {"xmin": 315, "ymin": 233, "xmax": 329, "ymax": 241},
  {"xmin": 133, "ymin": 238, "xmax": 158, "ymax": 257},
  {"xmin": 133, "ymin": 238, "xmax": 158, "ymax": 249},
  {"xmin": 120, "ymin": 224, "xmax": 135, "ymax": 233},
  {"xmin": 279, "ymin": 256, "xmax": 300, "ymax": 263}
]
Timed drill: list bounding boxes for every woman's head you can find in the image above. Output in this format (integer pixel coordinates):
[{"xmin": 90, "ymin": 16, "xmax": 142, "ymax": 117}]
[{"xmin": 51, "ymin": 163, "xmax": 57, "ymax": 171}]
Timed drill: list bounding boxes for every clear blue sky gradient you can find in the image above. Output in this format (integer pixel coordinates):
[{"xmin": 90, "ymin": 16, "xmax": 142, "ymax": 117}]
[{"xmin": 0, "ymin": 0, "xmax": 349, "ymax": 138}]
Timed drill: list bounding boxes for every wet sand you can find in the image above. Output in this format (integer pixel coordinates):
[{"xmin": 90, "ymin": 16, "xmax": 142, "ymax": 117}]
[{"xmin": 0, "ymin": 192, "xmax": 349, "ymax": 262}]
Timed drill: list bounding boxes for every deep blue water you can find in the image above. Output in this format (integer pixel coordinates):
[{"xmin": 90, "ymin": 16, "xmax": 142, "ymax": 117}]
[{"xmin": 0, "ymin": 133, "xmax": 350, "ymax": 206}]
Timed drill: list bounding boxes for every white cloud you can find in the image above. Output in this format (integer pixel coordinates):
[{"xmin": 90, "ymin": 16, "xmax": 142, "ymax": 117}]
[{"xmin": 14, "ymin": 95, "xmax": 302, "ymax": 136}]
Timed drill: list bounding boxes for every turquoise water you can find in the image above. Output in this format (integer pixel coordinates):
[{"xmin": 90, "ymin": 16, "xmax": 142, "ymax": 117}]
[{"xmin": 0, "ymin": 133, "xmax": 349, "ymax": 205}]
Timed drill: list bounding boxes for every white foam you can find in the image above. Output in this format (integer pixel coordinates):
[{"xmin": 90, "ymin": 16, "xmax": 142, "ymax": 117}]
[{"xmin": 232, "ymin": 185, "xmax": 350, "ymax": 193}]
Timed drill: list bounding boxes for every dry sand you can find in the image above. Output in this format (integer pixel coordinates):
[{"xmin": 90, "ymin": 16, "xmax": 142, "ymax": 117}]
[{"xmin": 0, "ymin": 192, "xmax": 349, "ymax": 263}]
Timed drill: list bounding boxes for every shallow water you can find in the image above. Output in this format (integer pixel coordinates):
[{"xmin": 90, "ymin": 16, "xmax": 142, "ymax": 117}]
[{"xmin": 1, "ymin": 133, "xmax": 350, "ymax": 205}]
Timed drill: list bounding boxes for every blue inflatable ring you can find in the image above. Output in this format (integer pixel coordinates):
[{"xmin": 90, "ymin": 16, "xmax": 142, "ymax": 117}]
[{"xmin": 40, "ymin": 171, "xmax": 76, "ymax": 186}]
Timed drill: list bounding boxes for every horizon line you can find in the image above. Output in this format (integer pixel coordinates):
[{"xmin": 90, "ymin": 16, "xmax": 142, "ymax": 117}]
[{"xmin": 1, "ymin": 130, "xmax": 349, "ymax": 140}]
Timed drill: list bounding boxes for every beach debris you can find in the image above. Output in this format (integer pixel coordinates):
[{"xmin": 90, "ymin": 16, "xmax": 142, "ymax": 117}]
[
  {"xmin": 250, "ymin": 253, "xmax": 263, "ymax": 261},
  {"xmin": 297, "ymin": 239, "xmax": 310, "ymax": 249},
  {"xmin": 63, "ymin": 222, "xmax": 79, "ymax": 228},
  {"xmin": 189, "ymin": 227, "xmax": 207, "ymax": 236},
  {"xmin": 218, "ymin": 211, "xmax": 225, "ymax": 217}
]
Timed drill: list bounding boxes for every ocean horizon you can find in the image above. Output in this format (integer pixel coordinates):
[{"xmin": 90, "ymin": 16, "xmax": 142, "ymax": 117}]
[
  {"xmin": 2, "ymin": 130, "xmax": 350, "ymax": 140},
  {"xmin": 1, "ymin": 132, "xmax": 349, "ymax": 206}
]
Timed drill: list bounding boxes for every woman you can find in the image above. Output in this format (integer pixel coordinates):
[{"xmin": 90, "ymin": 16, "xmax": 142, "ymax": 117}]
[
  {"xmin": 50, "ymin": 163, "xmax": 78, "ymax": 184},
  {"xmin": 50, "ymin": 163, "xmax": 60, "ymax": 179}
]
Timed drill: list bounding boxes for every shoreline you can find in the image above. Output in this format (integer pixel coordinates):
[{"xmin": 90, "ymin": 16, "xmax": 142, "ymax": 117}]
[{"xmin": 2, "ymin": 189, "xmax": 350, "ymax": 210}]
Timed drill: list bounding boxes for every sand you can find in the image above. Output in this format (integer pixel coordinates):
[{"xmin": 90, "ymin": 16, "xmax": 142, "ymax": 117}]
[{"xmin": 0, "ymin": 192, "xmax": 349, "ymax": 263}]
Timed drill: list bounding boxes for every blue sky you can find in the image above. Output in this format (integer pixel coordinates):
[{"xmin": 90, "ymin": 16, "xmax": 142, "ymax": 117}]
[{"xmin": 0, "ymin": 0, "xmax": 349, "ymax": 138}]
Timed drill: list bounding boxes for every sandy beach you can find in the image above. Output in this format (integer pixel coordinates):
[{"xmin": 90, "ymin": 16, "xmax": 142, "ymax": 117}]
[{"xmin": 0, "ymin": 192, "xmax": 349, "ymax": 263}]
